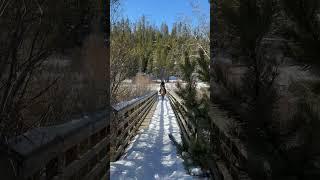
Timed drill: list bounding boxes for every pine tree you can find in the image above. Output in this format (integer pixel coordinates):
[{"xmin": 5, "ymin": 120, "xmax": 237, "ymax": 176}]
[
  {"xmin": 197, "ymin": 48, "xmax": 210, "ymax": 82},
  {"xmin": 211, "ymin": 0, "xmax": 320, "ymax": 178},
  {"xmin": 176, "ymin": 51, "xmax": 199, "ymax": 141},
  {"xmin": 279, "ymin": 1, "xmax": 320, "ymax": 178},
  {"xmin": 176, "ymin": 50, "xmax": 211, "ymax": 161},
  {"xmin": 281, "ymin": 0, "xmax": 320, "ymax": 69},
  {"xmin": 212, "ymin": 0, "xmax": 284, "ymax": 178}
]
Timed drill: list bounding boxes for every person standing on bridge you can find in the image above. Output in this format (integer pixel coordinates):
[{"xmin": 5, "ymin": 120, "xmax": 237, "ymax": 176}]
[
  {"xmin": 159, "ymin": 81, "xmax": 167, "ymax": 100},
  {"xmin": 160, "ymin": 81, "xmax": 167, "ymax": 93}
]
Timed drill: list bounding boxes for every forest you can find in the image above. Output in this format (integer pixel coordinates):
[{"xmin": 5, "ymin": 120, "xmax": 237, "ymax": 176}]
[
  {"xmin": 110, "ymin": 0, "xmax": 320, "ymax": 179},
  {"xmin": 110, "ymin": 14, "xmax": 209, "ymax": 103},
  {"xmin": 0, "ymin": 0, "xmax": 319, "ymax": 179},
  {"xmin": 207, "ymin": 0, "xmax": 320, "ymax": 179}
]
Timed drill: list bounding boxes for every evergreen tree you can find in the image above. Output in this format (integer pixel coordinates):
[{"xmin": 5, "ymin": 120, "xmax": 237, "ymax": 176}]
[
  {"xmin": 281, "ymin": 0, "xmax": 320, "ymax": 69},
  {"xmin": 210, "ymin": 0, "xmax": 320, "ymax": 179},
  {"xmin": 197, "ymin": 48, "xmax": 210, "ymax": 82},
  {"xmin": 176, "ymin": 51, "xmax": 211, "ymax": 161},
  {"xmin": 278, "ymin": 0, "xmax": 320, "ymax": 178}
]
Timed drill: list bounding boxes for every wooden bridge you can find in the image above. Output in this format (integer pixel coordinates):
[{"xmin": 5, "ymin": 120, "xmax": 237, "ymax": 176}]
[
  {"xmin": 108, "ymin": 88, "xmax": 249, "ymax": 180},
  {"xmin": 110, "ymin": 93, "xmax": 194, "ymax": 179},
  {"xmin": 0, "ymin": 87, "xmax": 250, "ymax": 180}
]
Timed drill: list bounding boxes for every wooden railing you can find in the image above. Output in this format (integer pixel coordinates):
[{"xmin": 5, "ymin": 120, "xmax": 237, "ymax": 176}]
[
  {"xmin": 110, "ymin": 91, "xmax": 157, "ymax": 161},
  {"xmin": 1, "ymin": 111, "xmax": 108, "ymax": 180},
  {"xmin": 208, "ymin": 104, "xmax": 250, "ymax": 180},
  {"xmin": 167, "ymin": 90, "xmax": 223, "ymax": 180},
  {"xmin": 167, "ymin": 91, "xmax": 194, "ymax": 145}
]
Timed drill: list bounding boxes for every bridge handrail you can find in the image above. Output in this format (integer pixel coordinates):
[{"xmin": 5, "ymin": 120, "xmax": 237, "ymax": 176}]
[
  {"xmin": 168, "ymin": 89, "xmax": 250, "ymax": 180},
  {"xmin": 2, "ymin": 111, "xmax": 108, "ymax": 180},
  {"xmin": 167, "ymin": 91, "xmax": 194, "ymax": 141},
  {"xmin": 168, "ymin": 90, "xmax": 248, "ymax": 160},
  {"xmin": 112, "ymin": 91, "xmax": 156, "ymax": 112},
  {"xmin": 110, "ymin": 91, "xmax": 157, "ymax": 161},
  {"xmin": 167, "ymin": 90, "xmax": 224, "ymax": 180}
]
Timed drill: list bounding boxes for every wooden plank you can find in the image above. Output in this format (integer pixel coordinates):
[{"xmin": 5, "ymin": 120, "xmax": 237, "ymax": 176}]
[
  {"xmin": 116, "ymin": 94, "xmax": 156, "ymax": 130},
  {"xmin": 139, "ymin": 98, "xmax": 158, "ymax": 130},
  {"xmin": 112, "ymin": 95, "xmax": 157, "ymax": 160},
  {"xmin": 118, "ymin": 96, "xmax": 156, "ymax": 140}
]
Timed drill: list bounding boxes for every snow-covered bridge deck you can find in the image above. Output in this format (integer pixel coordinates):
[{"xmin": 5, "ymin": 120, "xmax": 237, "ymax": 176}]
[{"xmin": 110, "ymin": 96, "xmax": 193, "ymax": 180}]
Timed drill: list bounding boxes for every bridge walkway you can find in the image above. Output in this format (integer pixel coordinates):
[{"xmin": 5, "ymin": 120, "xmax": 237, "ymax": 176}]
[{"xmin": 110, "ymin": 95, "xmax": 195, "ymax": 180}]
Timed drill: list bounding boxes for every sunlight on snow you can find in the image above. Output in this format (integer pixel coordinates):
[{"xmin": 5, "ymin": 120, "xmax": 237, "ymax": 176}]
[{"xmin": 110, "ymin": 96, "xmax": 195, "ymax": 180}]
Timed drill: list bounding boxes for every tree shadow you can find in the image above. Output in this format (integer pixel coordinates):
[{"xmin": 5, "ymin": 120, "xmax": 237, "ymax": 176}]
[{"xmin": 110, "ymin": 96, "xmax": 193, "ymax": 179}]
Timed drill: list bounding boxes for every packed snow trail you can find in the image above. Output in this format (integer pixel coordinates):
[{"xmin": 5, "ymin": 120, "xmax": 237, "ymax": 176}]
[{"xmin": 110, "ymin": 96, "xmax": 193, "ymax": 180}]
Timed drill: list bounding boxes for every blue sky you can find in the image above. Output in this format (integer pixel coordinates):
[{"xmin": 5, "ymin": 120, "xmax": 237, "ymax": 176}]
[{"xmin": 119, "ymin": 0, "xmax": 210, "ymax": 31}]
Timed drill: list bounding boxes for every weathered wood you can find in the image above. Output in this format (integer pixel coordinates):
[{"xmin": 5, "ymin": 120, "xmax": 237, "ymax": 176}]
[
  {"xmin": 167, "ymin": 91, "xmax": 223, "ymax": 180},
  {"xmin": 208, "ymin": 104, "xmax": 250, "ymax": 180},
  {"xmin": 168, "ymin": 94, "xmax": 191, "ymax": 145},
  {"xmin": 0, "ymin": 90, "xmax": 157, "ymax": 180},
  {"xmin": 110, "ymin": 91, "xmax": 157, "ymax": 161},
  {"xmin": 0, "ymin": 111, "xmax": 108, "ymax": 180}
]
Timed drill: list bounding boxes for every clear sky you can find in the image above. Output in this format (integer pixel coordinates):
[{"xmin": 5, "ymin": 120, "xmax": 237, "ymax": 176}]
[{"xmin": 119, "ymin": 0, "xmax": 210, "ymax": 31}]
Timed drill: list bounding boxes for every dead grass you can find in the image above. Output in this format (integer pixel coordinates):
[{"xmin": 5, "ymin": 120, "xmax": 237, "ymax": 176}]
[
  {"xmin": 112, "ymin": 73, "xmax": 152, "ymax": 104},
  {"xmin": 133, "ymin": 73, "xmax": 152, "ymax": 97},
  {"xmin": 21, "ymin": 32, "xmax": 106, "ymax": 127}
]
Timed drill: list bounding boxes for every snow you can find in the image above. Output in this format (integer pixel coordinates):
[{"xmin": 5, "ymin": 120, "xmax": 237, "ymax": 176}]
[
  {"xmin": 110, "ymin": 96, "xmax": 194, "ymax": 180},
  {"xmin": 8, "ymin": 111, "xmax": 106, "ymax": 157},
  {"xmin": 112, "ymin": 92, "xmax": 156, "ymax": 112},
  {"xmin": 196, "ymin": 82, "xmax": 209, "ymax": 89}
]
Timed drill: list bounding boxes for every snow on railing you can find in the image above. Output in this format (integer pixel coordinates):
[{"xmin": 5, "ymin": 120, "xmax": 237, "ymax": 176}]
[
  {"xmin": 1, "ymin": 111, "xmax": 108, "ymax": 180},
  {"xmin": 110, "ymin": 91, "xmax": 157, "ymax": 161},
  {"xmin": 112, "ymin": 91, "xmax": 156, "ymax": 112}
]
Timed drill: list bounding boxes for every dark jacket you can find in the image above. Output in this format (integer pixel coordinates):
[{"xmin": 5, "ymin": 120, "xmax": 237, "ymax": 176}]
[{"xmin": 159, "ymin": 82, "xmax": 166, "ymax": 94}]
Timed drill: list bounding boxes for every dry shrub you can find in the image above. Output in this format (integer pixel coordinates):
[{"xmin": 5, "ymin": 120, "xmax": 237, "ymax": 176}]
[
  {"xmin": 111, "ymin": 73, "xmax": 152, "ymax": 105},
  {"xmin": 133, "ymin": 73, "xmax": 152, "ymax": 97}
]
